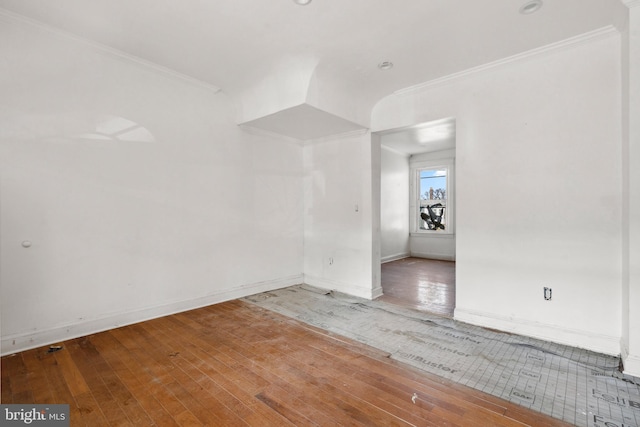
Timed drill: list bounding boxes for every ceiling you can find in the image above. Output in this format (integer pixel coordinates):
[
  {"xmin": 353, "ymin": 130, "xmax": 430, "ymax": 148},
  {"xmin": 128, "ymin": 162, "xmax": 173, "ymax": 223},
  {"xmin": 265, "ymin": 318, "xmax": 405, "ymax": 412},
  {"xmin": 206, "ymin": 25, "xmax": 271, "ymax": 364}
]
[
  {"xmin": 379, "ymin": 118, "xmax": 456, "ymax": 156},
  {"xmin": 0, "ymin": 0, "xmax": 628, "ymax": 142}
]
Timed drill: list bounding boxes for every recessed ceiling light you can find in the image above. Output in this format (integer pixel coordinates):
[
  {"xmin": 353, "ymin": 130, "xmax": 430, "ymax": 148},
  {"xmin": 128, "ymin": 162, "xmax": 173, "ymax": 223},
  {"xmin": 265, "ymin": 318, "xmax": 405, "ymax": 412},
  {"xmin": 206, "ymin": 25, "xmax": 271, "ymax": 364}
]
[
  {"xmin": 293, "ymin": 0, "xmax": 312, "ymax": 5},
  {"xmin": 378, "ymin": 61, "xmax": 394, "ymax": 70},
  {"xmin": 520, "ymin": 0, "xmax": 542, "ymax": 14}
]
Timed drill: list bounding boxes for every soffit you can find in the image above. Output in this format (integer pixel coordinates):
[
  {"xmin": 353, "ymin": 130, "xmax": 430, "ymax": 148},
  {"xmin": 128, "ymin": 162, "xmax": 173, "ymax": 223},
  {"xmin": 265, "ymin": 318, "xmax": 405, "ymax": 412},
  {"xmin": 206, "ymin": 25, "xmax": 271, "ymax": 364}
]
[{"xmin": 241, "ymin": 104, "xmax": 366, "ymax": 141}]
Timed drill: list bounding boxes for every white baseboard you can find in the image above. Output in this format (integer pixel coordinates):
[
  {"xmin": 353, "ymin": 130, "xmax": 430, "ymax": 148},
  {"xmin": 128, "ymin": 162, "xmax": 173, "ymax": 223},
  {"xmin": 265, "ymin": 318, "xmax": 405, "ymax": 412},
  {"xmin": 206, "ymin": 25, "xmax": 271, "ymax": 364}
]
[
  {"xmin": 454, "ymin": 307, "xmax": 621, "ymax": 356},
  {"xmin": 0, "ymin": 274, "xmax": 303, "ymax": 356},
  {"xmin": 410, "ymin": 251, "xmax": 455, "ymax": 261},
  {"xmin": 371, "ymin": 285, "xmax": 384, "ymax": 300},
  {"xmin": 622, "ymin": 353, "xmax": 640, "ymax": 377},
  {"xmin": 381, "ymin": 253, "xmax": 410, "ymax": 263},
  {"xmin": 303, "ymin": 274, "xmax": 380, "ymax": 300}
]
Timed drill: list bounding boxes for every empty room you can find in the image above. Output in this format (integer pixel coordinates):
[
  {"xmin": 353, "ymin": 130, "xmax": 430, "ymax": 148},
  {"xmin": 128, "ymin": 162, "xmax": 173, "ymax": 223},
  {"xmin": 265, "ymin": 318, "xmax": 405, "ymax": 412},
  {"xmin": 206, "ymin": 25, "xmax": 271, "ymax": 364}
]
[{"xmin": 1, "ymin": 1, "xmax": 640, "ymax": 426}]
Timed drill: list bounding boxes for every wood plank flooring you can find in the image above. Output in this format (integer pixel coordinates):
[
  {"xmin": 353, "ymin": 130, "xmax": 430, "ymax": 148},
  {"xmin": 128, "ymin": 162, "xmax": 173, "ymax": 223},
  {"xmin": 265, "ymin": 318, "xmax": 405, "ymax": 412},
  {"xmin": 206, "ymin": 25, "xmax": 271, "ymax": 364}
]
[
  {"xmin": 1, "ymin": 299, "xmax": 571, "ymax": 426},
  {"xmin": 379, "ymin": 257, "xmax": 456, "ymax": 317}
]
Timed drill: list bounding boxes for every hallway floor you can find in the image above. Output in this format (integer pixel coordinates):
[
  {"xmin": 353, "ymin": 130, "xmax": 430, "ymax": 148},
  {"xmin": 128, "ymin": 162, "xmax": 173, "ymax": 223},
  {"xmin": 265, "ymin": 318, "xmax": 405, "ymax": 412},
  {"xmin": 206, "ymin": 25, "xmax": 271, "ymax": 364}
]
[
  {"xmin": 379, "ymin": 257, "xmax": 455, "ymax": 317},
  {"xmin": 244, "ymin": 285, "xmax": 640, "ymax": 427}
]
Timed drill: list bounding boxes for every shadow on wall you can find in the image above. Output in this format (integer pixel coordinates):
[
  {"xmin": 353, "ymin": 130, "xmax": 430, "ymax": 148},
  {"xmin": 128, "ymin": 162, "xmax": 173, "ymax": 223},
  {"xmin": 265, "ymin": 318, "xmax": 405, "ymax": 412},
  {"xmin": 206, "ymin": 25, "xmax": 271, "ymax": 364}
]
[
  {"xmin": 75, "ymin": 115, "xmax": 155, "ymax": 143},
  {"xmin": 0, "ymin": 113, "xmax": 155, "ymax": 144}
]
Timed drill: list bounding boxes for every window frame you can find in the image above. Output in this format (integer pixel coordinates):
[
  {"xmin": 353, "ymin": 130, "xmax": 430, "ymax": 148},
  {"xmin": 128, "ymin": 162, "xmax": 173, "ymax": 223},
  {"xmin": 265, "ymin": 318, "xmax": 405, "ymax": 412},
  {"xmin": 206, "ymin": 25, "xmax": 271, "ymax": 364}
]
[{"xmin": 410, "ymin": 158, "xmax": 454, "ymax": 236}]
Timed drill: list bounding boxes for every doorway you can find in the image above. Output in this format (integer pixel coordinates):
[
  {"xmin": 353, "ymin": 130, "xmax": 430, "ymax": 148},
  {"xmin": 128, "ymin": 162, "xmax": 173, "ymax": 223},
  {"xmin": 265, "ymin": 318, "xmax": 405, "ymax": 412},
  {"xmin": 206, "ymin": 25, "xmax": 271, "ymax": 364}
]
[{"xmin": 376, "ymin": 118, "xmax": 456, "ymax": 317}]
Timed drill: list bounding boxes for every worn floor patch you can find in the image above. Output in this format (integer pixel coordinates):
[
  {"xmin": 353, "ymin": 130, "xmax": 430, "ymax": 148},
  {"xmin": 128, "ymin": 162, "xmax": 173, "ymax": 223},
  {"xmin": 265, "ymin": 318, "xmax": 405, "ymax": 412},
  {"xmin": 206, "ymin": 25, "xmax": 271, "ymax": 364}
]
[{"xmin": 243, "ymin": 286, "xmax": 640, "ymax": 427}]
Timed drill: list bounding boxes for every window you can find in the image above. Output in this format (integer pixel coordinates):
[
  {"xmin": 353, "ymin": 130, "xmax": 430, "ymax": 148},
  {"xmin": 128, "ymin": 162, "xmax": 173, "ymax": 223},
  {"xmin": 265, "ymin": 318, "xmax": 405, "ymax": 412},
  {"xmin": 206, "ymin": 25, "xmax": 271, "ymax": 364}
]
[
  {"xmin": 411, "ymin": 160, "xmax": 454, "ymax": 234},
  {"xmin": 418, "ymin": 168, "xmax": 447, "ymax": 231}
]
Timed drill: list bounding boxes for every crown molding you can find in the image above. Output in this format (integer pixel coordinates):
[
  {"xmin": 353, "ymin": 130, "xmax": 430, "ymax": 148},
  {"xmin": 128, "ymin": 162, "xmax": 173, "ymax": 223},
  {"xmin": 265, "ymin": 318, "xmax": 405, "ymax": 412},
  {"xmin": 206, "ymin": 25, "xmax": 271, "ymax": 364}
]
[
  {"xmin": 238, "ymin": 124, "xmax": 305, "ymax": 146},
  {"xmin": 303, "ymin": 128, "xmax": 370, "ymax": 145},
  {"xmin": 621, "ymin": 0, "xmax": 640, "ymax": 8},
  {"xmin": 0, "ymin": 8, "xmax": 221, "ymax": 93},
  {"xmin": 394, "ymin": 25, "xmax": 619, "ymax": 96},
  {"xmin": 380, "ymin": 144, "xmax": 411, "ymax": 158},
  {"xmin": 239, "ymin": 123, "xmax": 369, "ymax": 146}
]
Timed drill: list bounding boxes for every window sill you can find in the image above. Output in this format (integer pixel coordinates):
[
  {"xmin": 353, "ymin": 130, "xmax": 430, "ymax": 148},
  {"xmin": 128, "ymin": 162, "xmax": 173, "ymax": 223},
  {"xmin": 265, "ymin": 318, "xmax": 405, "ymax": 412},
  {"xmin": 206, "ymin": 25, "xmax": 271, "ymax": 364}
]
[{"xmin": 410, "ymin": 232, "xmax": 455, "ymax": 238}]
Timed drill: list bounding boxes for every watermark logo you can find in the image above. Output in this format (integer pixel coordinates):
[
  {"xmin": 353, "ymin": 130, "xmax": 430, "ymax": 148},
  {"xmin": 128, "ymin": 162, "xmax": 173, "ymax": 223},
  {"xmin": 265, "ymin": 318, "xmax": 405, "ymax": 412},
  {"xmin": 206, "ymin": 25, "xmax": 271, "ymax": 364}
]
[{"xmin": 1, "ymin": 405, "xmax": 69, "ymax": 426}]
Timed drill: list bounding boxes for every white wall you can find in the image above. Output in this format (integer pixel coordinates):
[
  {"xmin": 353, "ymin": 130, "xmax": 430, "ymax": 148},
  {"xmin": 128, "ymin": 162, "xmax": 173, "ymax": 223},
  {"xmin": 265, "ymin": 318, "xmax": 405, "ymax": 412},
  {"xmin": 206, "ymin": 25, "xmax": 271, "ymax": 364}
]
[
  {"xmin": 303, "ymin": 132, "xmax": 381, "ymax": 299},
  {"xmin": 622, "ymin": 3, "xmax": 640, "ymax": 376},
  {"xmin": 380, "ymin": 146, "xmax": 410, "ymax": 262},
  {"xmin": 409, "ymin": 149, "xmax": 456, "ymax": 261},
  {"xmin": 372, "ymin": 31, "xmax": 623, "ymax": 355},
  {"xmin": 0, "ymin": 17, "xmax": 304, "ymax": 355}
]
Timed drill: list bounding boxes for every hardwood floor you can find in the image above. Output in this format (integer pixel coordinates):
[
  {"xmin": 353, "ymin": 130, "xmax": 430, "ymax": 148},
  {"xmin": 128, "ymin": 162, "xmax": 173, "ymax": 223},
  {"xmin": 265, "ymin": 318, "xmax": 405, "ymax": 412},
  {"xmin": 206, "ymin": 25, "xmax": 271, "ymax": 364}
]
[
  {"xmin": 379, "ymin": 257, "xmax": 456, "ymax": 317},
  {"xmin": 1, "ymin": 299, "xmax": 571, "ymax": 426}
]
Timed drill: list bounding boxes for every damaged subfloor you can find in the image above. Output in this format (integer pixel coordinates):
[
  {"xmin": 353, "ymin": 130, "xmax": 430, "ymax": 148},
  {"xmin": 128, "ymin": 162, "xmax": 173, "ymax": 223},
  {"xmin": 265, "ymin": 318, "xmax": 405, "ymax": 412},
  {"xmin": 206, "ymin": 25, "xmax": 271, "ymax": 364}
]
[{"xmin": 243, "ymin": 285, "xmax": 640, "ymax": 427}]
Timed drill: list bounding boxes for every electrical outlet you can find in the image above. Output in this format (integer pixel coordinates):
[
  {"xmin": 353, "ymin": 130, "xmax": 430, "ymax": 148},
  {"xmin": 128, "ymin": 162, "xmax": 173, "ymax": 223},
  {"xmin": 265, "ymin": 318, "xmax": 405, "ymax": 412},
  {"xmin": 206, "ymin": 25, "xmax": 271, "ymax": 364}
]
[{"xmin": 544, "ymin": 287, "xmax": 552, "ymax": 301}]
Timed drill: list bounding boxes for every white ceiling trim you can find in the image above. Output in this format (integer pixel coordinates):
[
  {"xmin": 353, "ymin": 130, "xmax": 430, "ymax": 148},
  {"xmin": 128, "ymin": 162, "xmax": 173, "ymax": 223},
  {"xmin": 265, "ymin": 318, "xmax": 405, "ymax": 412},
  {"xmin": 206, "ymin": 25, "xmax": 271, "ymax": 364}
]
[
  {"xmin": 0, "ymin": 8, "xmax": 221, "ymax": 94},
  {"xmin": 302, "ymin": 128, "xmax": 370, "ymax": 146},
  {"xmin": 381, "ymin": 144, "xmax": 411, "ymax": 159},
  {"xmin": 394, "ymin": 25, "xmax": 619, "ymax": 97},
  {"xmin": 239, "ymin": 122, "xmax": 368, "ymax": 146},
  {"xmin": 237, "ymin": 124, "xmax": 306, "ymax": 147},
  {"xmin": 621, "ymin": 0, "xmax": 640, "ymax": 8}
]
